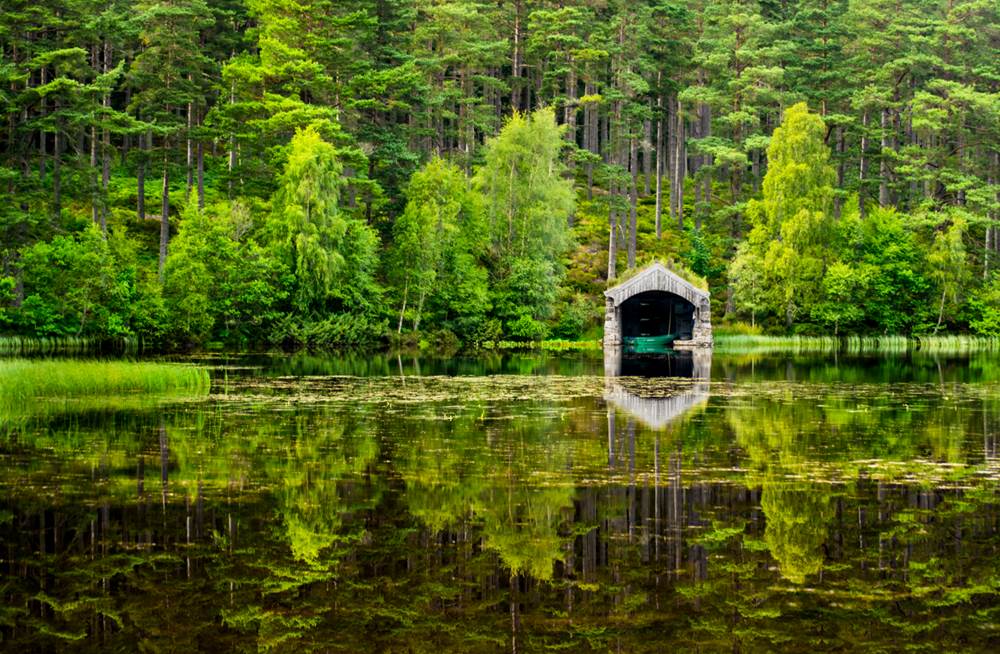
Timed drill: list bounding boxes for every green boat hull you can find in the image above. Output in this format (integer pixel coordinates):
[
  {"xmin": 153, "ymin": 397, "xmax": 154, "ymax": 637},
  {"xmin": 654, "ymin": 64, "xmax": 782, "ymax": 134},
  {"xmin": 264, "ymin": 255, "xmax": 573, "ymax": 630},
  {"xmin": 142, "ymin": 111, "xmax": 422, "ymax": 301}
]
[{"xmin": 623, "ymin": 334, "xmax": 676, "ymax": 354}]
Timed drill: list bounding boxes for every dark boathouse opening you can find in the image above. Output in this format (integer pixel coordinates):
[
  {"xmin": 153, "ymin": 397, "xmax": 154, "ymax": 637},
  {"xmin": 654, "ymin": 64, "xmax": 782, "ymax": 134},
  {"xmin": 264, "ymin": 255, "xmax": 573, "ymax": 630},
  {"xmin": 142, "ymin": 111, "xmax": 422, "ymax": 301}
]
[{"xmin": 620, "ymin": 291, "xmax": 696, "ymax": 340}]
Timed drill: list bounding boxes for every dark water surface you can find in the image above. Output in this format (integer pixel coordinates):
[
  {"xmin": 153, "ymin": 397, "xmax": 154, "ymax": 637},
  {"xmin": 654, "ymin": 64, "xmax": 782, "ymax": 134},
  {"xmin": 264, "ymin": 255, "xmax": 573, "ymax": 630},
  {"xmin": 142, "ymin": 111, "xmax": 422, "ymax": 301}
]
[{"xmin": 2, "ymin": 351, "xmax": 999, "ymax": 652}]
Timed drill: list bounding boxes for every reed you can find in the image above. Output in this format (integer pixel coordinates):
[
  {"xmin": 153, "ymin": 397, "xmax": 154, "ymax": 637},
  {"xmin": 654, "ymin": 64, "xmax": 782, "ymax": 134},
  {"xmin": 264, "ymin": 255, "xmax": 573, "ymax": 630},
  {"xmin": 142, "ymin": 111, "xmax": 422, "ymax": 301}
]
[
  {"xmin": 0, "ymin": 359, "xmax": 210, "ymax": 401},
  {"xmin": 715, "ymin": 334, "xmax": 1000, "ymax": 355},
  {"xmin": 713, "ymin": 335, "xmax": 840, "ymax": 354},
  {"xmin": 915, "ymin": 335, "xmax": 1000, "ymax": 354}
]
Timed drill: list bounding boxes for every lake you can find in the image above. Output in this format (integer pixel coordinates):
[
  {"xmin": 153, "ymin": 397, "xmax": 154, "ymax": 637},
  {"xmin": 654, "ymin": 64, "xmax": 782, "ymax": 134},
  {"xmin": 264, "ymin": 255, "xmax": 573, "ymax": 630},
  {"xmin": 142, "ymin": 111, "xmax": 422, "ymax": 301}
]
[{"xmin": 2, "ymin": 350, "xmax": 999, "ymax": 652}]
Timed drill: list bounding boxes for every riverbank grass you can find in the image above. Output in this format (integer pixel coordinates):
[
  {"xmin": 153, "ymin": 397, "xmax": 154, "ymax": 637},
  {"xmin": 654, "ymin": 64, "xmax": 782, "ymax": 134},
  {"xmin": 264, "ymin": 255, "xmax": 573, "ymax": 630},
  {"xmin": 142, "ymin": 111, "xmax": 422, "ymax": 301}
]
[{"xmin": 0, "ymin": 359, "xmax": 210, "ymax": 400}]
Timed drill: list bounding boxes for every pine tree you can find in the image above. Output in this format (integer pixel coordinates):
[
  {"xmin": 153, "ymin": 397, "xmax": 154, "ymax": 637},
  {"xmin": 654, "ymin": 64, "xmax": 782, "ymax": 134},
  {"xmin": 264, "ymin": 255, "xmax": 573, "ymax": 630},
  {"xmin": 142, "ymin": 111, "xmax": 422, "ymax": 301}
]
[{"xmin": 131, "ymin": 0, "xmax": 213, "ymax": 276}]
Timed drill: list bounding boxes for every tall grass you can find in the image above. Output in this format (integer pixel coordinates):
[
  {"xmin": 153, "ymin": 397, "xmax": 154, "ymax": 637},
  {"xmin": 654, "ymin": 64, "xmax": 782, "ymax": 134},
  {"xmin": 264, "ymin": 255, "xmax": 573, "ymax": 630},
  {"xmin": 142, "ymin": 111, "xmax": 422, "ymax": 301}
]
[
  {"xmin": 714, "ymin": 334, "xmax": 841, "ymax": 354},
  {"xmin": 914, "ymin": 334, "xmax": 1000, "ymax": 354},
  {"xmin": 0, "ymin": 335, "xmax": 140, "ymax": 356},
  {"xmin": 0, "ymin": 359, "xmax": 210, "ymax": 401},
  {"xmin": 714, "ymin": 334, "xmax": 1000, "ymax": 355}
]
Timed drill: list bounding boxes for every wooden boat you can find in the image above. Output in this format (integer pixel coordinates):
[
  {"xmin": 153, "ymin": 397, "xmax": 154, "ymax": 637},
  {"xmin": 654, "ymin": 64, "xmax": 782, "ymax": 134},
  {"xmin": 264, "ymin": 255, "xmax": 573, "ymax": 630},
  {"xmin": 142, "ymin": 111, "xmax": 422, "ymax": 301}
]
[{"xmin": 623, "ymin": 333, "xmax": 676, "ymax": 354}]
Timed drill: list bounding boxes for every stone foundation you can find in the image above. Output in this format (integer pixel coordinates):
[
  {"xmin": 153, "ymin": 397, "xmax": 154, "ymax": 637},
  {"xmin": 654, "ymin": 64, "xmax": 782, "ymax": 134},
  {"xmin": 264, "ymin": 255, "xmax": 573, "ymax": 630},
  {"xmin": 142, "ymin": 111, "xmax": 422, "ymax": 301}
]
[{"xmin": 603, "ymin": 297, "xmax": 621, "ymax": 347}]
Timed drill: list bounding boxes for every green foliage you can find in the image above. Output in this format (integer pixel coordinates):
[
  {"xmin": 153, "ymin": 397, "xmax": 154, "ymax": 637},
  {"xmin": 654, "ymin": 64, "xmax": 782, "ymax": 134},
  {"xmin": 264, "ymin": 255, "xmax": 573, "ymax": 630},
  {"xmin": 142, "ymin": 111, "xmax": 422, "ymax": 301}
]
[
  {"xmin": 11, "ymin": 225, "xmax": 153, "ymax": 338},
  {"xmin": 927, "ymin": 215, "xmax": 969, "ymax": 333},
  {"xmin": 966, "ymin": 278, "xmax": 1000, "ymax": 337},
  {"xmin": 475, "ymin": 108, "xmax": 575, "ymax": 338},
  {"xmin": 164, "ymin": 200, "xmax": 288, "ymax": 348},
  {"xmin": 389, "ymin": 156, "xmax": 489, "ymax": 339},
  {"xmin": 836, "ymin": 207, "xmax": 931, "ymax": 333},
  {"xmin": 736, "ymin": 102, "xmax": 836, "ymax": 328},
  {"xmin": 811, "ymin": 262, "xmax": 869, "ymax": 335},
  {"xmin": 475, "ymin": 109, "xmax": 574, "ymax": 263},
  {"xmin": 268, "ymin": 125, "xmax": 348, "ymax": 316},
  {"xmin": 261, "ymin": 125, "xmax": 385, "ymax": 347}
]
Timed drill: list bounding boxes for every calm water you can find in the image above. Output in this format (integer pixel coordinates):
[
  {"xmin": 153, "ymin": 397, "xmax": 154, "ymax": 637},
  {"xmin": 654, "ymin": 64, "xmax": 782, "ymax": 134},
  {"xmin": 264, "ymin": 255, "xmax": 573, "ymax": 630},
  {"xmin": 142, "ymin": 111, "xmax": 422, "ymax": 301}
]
[{"xmin": 2, "ymin": 351, "xmax": 999, "ymax": 652}]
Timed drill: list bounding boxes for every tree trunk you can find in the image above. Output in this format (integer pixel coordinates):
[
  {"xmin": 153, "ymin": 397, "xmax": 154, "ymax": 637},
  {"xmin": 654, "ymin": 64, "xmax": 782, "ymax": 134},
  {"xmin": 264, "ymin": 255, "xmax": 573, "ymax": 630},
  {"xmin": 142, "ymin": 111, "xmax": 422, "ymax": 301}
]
[
  {"xmin": 859, "ymin": 110, "xmax": 869, "ymax": 217},
  {"xmin": 834, "ymin": 126, "xmax": 845, "ymax": 218},
  {"xmin": 986, "ymin": 224, "xmax": 992, "ymax": 280},
  {"xmin": 39, "ymin": 66, "xmax": 47, "ymax": 179},
  {"xmin": 91, "ymin": 122, "xmax": 99, "ymax": 225},
  {"xmin": 122, "ymin": 85, "xmax": 132, "ymax": 165},
  {"xmin": 138, "ymin": 129, "xmax": 147, "ymax": 220},
  {"xmin": 673, "ymin": 97, "xmax": 685, "ymax": 230},
  {"xmin": 879, "ymin": 108, "xmax": 890, "ymax": 206},
  {"xmin": 642, "ymin": 117, "xmax": 652, "ymax": 195},
  {"xmin": 397, "ymin": 281, "xmax": 408, "ymax": 334},
  {"xmin": 628, "ymin": 138, "xmax": 638, "ymax": 269},
  {"xmin": 700, "ymin": 101, "xmax": 712, "ymax": 228},
  {"xmin": 228, "ymin": 82, "xmax": 236, "ymax": 198},
  {"xmin": 510, "ymin": 0, "xmax": 523, "ymax": 112},
  {"xmin": 159, "ymin": 150, "xmax": 170, "ymax": 279},
  {"xmin": 602, "ymin": 114, "xmax": 610, "ymax": 162},
  {"xmin": 100, "ymin": 147, "xmax": 109, "ymax": 233},
  {"xmin": 654, "ymin": 86, "xmax": 664, "ymax": 239},
  {"xmin": 608, "ymin": 175, "xmax": 618, "ymax": 282},
  {"xmin": 53, "ymin": 127, "xmax": 61, "ymax": 219},
  {"xmin": 584, "ymin": 80, "xmax": 595, "ymax": 199},
  {"xmin": 101, "ymin": 77, "xmax": 110, "ymax": 234},
  {"xmin": 186, "ymin": 95, "xmax": 194, "ymax": 196},
  {"xmin": 667, "ymin": 95, "xmax": 676, "ymax": 227},
  {"xmin": 197, "ymin": 139, "xmax": 204, "ymax": 210},
  {"xmin": 935, "ymin": 288, "xmax": 947, "ymax": 334},
  {"xmin": 564, "ymin": 63, "xmax": 576, "ymax": 147},
  {"xmin": 989, "ymin": 151, "xmax": 1000, "ymax": 278}
]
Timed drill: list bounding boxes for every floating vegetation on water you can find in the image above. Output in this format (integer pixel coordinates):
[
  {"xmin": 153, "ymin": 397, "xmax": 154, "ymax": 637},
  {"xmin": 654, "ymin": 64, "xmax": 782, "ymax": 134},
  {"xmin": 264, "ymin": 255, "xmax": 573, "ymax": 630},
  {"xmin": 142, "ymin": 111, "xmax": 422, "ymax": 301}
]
[
  {"xmin": 479, "ymin": 339, "xmax": 603, "ymax": 351},
  {"xmin": 0, "ymin": 359, "xmax": 210, "ymax": 401},
  {"xmin": 215, "ymin": 373, "xmax": 713, "ymax": 407}
]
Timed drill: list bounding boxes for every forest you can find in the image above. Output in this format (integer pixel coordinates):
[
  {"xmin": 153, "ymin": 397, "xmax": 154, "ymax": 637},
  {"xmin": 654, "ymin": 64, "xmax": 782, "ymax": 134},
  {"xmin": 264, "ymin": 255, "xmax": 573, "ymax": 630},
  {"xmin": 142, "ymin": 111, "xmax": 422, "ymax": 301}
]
[{"xmin": 0, "ymin": 0, "xmax": 998, "ymax": 350}]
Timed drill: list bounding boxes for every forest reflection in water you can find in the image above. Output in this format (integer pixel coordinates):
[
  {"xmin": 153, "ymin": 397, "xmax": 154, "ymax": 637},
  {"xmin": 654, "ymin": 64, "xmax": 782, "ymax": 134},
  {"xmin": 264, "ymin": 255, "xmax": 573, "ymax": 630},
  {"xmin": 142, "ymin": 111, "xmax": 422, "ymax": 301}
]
[{"xmin": 1, "ymin": 350, "xmax": 999, "ymax": 652}]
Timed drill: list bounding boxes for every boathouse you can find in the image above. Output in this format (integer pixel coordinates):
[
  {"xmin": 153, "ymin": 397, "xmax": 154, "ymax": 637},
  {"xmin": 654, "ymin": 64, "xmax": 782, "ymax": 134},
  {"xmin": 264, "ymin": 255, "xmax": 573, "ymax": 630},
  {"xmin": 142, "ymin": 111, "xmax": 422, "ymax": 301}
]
[{"xmin": 603, "ymin": 263, "xmax": 713, "ymax": 349}]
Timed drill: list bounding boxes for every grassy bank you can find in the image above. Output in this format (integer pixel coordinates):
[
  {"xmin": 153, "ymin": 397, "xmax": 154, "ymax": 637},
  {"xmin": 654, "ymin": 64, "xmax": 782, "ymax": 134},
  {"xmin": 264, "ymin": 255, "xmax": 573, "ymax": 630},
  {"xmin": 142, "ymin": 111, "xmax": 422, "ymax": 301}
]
[{"xmin": 0, "ymin": 359, "xmax": 210, "ymax": 401}]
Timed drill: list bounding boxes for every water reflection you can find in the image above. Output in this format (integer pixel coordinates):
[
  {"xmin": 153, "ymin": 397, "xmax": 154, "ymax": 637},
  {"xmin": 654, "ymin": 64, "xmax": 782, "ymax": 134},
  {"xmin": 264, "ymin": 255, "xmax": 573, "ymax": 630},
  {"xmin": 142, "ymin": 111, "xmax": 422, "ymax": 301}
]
[
  {"xmin": 604, "ymin": 347, "xmax": 710, "ymax": 430},
  {"xmin": 1, "ymin": 352, "xmax": 999, "ymax": 651}
]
